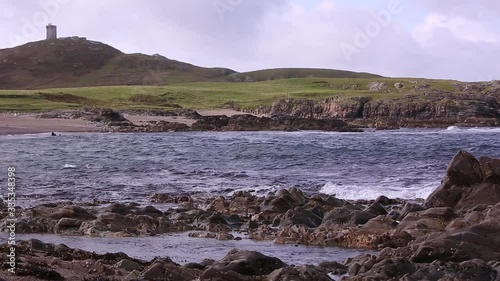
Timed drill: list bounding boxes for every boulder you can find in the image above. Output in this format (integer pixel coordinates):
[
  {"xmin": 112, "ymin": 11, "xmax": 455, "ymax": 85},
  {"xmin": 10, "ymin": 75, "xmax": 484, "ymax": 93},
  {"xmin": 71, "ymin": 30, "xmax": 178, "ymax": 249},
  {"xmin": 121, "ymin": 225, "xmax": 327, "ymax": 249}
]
[
  {"xmin": 479, "ymin": 157, "xmax": 500, "ymax": 184},
  {"xmin": 322, "ymin": 206, "xmax": 375, "ymax": 226},
  {"xmin": 425, "ymin": 151, "xmax": 483, "ymax": 208},
  {"xmin": 369, "ymin": 82, "xmax": 387, "ymax": 92},
  {"xmin": 267, "ymin": 265, "xmax": 333, "ymax": 281},
  {"xmin": 279, "ymin": 207, "xmax": 323, "ymax": 228},
  {"xmin": 191, "ymin": 115, "xmax": 230, "ymax": 131},
  {"xmin": 411, "ymin": 222, "xmax": 500, "ymax": 263},
  {"xmin": 207, "ymin": 249, "xmax": 286, "ymax": 276},
  {"xmin": 455, "ymin": 183, "xmax": 500, "ymax": 209}
]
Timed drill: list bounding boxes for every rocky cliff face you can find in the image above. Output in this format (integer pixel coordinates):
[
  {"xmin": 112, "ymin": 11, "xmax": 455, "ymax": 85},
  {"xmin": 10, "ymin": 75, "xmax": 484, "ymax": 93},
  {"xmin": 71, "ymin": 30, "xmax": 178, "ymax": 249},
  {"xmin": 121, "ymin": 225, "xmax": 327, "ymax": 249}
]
[{"xmin": 245, "ymin": 88, "xmax": 500, "ymax": 128}]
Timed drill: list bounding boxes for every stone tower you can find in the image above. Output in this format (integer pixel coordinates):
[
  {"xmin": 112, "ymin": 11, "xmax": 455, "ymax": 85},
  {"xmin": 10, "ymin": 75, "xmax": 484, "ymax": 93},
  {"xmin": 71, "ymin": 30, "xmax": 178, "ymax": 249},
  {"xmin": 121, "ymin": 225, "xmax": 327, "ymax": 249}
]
[{"xmin": 46, "ymin": 24, "xmax": 57, "ymax": 40}]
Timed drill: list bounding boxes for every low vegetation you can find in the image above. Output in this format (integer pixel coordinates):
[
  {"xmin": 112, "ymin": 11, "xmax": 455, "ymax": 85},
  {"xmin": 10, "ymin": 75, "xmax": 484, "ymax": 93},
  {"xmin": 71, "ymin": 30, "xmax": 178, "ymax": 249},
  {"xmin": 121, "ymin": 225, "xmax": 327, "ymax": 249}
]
[{"xmin": 0, "ymin": 77, "xmax": 462, "ymax": 112}]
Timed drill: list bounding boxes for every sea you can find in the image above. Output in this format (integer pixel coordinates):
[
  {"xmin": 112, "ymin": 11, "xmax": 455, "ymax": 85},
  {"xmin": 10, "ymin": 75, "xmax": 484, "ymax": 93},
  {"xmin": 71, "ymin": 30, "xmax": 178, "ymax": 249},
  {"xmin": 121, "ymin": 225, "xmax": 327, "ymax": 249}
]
[
  {"xmin": 1, "ymin": 127, "xmax": 499, "ymax": 265},
  {"xmin": 1, "ymin": 127, "xmax": 500, "ymax": 207}
]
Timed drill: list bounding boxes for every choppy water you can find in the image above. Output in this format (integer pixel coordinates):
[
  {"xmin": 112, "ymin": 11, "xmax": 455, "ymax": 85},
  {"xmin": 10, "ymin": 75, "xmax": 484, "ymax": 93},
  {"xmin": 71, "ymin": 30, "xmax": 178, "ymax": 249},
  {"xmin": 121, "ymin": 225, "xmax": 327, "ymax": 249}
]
[{"xmin": 1, "ymin": 127, "xmax": 499, "ymax": 207}]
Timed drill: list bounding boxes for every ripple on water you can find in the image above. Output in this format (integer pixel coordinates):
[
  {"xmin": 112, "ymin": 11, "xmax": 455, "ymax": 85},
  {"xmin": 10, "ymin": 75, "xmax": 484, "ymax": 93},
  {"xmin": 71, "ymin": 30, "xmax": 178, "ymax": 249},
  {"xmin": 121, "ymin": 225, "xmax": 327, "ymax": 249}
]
[{"xmin": 0, "ymin": 129, "xmax": 498, "ymax": 206}]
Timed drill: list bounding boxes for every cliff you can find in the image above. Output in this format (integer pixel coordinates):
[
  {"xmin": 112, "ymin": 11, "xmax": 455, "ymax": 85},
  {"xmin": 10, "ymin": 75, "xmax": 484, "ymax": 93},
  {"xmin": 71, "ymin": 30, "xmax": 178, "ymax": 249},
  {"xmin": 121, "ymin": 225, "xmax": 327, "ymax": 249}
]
[{"xmin": 245, "ymin": 84, "xmax": 500, "ymax": 128}]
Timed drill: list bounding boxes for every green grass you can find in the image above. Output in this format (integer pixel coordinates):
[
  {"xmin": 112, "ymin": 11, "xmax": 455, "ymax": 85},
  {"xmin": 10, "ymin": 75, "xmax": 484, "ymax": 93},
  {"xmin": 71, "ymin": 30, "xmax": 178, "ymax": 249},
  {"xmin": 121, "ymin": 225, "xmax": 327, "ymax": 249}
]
[{"xmin": 0, "ymin": 78, "xmax": 460, "ymax": 112}]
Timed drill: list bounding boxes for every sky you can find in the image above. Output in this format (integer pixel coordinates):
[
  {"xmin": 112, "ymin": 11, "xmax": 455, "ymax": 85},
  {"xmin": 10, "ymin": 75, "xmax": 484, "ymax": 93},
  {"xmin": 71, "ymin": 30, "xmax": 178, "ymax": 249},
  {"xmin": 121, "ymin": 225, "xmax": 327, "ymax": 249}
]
[{"xmin": 1, "ymin": 0, "xmax": 499, "ymax": 81}]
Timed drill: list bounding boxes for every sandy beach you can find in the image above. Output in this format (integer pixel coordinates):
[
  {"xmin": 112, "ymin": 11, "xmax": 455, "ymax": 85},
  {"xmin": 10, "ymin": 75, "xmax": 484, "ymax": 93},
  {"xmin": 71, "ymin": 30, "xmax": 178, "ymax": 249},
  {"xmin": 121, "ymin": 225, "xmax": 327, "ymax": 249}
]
[
  {"xmin": 0, "ymin": 110, "xmax": 249, "ymax": 136},
  {"xmin": 0, "ymin": 114, "xmax": 100, "ymax": 136}
]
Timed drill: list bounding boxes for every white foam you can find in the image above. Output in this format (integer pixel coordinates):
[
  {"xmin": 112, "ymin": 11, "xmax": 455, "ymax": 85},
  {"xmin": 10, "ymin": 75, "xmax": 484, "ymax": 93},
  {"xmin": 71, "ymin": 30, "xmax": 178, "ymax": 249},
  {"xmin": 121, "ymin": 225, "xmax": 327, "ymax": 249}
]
[
  {"xmin": 62, "ymin": 164, "xmax": 77, "ymax": 169},
  {"xmin": 445, "ymin": 127, "xmax": 500, "ymax": 133},
  {"xmin": 319, "ymin": 181, "xmax": 438, "ymax": 200}
]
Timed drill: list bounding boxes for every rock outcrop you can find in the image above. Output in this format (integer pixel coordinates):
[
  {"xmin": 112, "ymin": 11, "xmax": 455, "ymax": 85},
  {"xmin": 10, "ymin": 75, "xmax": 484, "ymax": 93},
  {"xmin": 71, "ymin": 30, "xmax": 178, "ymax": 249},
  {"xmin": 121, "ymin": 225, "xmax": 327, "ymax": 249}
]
[
  {"xmin": 425, "ymin": 150, "xmax": 500, "ymax": 209},
  {"xmin": 244, "ymin": 90, "xmax": 500, "ymax": 128}
]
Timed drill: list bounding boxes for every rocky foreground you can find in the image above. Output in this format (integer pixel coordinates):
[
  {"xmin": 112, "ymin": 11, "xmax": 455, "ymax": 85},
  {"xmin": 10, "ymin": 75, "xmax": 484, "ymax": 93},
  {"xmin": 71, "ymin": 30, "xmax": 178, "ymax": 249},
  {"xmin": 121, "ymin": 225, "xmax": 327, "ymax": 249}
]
[{"xmin": 1, "ymin": 151, "xmax": 500, "ymax": 280}]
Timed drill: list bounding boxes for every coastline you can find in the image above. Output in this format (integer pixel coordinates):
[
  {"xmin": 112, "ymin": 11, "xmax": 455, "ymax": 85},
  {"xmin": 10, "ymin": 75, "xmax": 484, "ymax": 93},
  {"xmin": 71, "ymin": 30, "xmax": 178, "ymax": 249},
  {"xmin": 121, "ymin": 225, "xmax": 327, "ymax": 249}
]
[
  {"xmin": 1, "ymin": 108, "xmax": 499, "ymax": 136},
  {"xmin": 0, "ymin": 151, "xmax": 499, "ymax": 280}
]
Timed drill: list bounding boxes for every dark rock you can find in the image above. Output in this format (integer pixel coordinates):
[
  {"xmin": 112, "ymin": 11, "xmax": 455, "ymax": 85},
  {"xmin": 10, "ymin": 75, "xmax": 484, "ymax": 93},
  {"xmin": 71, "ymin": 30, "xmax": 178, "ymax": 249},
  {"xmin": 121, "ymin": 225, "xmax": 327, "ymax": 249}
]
[
  {"xmin": 319, "ymin": 261, "xmax": 347, "ymax": 275},
  {"xmin": 267, "ymin": 265, "xmax": 333, "ymax": 281},
  {"xmin": 365, "ymin": 202, "xmax": 388, "ymax": 216},
  {"xmin": 455, "ymin": 183, "xmax": 500, "ymax": 209},
  {"xmin": 191, "ymin": 115, "xmax": 230, "ymax": 131},
  {"xmin": 207, "ymin": 249, "xmax": 286, "ymax": 276},
  {"xmin": 479, "ymin": 157, "xmax": 500, "ymax": 184},
  {"xmin": 425, "ymin": 151, "xmax": 483, "ymax": 208},
  {"xmin": 279, "ymin": 207, "xmax": 323, "ymax": 228},
  {"xmin": 323, "ymin": 207, "xmax": 375, "ymax": 225},
  {"xmin": 397, "ymin": 202, "xmax": 424, "ymax": 221},
  {"xmin": 375, "ymin": 195, "xmax": 392, "ymax": 205},
  {"xmin": 411, "ymin": 220, "xmax": 500, "ymax": 263}
]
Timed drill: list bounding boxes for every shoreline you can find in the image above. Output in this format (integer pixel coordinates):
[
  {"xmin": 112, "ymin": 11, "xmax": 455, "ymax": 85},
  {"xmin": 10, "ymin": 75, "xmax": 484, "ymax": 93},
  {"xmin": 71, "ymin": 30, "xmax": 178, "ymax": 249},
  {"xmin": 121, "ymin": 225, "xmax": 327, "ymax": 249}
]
[
  {"xmin": 0, "ymin": 151, "xmax": 499, "ymax": 280},
  {"xmin": 1, "ymin": 109, "xmax": 499, "ymax": 136}
]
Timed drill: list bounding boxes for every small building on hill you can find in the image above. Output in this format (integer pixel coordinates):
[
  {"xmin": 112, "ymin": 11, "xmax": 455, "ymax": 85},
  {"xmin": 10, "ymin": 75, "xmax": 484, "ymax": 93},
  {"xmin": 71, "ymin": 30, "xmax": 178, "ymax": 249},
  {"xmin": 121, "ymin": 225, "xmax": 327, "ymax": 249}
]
[{"xmin": 46, "ymin": 24, "xmax": 57, "ymax": 40}]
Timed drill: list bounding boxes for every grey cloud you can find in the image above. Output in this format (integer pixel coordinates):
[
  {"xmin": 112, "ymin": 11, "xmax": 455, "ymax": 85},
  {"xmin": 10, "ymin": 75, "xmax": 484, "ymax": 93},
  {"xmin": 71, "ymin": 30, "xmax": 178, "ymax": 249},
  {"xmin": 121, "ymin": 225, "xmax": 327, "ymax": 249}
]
[{"xmin": 0, "ymin": 0, "xmax": 498, "ymax": 81}]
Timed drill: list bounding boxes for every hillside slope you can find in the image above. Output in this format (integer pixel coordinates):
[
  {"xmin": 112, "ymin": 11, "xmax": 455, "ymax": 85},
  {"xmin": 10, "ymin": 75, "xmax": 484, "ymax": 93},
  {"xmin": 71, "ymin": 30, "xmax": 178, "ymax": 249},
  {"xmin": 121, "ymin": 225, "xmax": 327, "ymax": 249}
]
[
  {"xmin": 229, "ymin": 68, "xmax": 382, "ymax": 82},
  {"xmin": 0, "ymin": 39, "xmax": 382, "ymax": 89},
  {"xmin": 0, "ymin": 38, "xmax": 235, "ymax": 89}
]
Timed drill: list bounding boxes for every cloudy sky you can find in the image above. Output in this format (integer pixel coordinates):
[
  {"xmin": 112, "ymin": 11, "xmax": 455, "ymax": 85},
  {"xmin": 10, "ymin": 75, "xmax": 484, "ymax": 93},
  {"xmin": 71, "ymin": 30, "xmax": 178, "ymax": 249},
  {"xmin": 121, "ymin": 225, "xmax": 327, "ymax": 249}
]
[{"xmin": 1, "ymin": 0, "xmax": 499, "ymax": 81}]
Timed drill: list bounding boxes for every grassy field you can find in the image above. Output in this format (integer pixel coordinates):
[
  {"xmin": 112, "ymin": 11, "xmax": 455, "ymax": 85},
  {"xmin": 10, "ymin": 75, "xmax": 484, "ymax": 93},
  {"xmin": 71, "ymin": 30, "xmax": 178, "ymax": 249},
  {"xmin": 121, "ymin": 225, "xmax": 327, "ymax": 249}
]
[{"xmin": 0, "ymin": 77, "xmax": 459, "ymax": 112}]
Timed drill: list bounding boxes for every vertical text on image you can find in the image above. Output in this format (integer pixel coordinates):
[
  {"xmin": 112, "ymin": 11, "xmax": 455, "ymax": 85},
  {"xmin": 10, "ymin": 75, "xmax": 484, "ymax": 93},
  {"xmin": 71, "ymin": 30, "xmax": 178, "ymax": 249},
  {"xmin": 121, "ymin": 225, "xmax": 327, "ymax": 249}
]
[{"xmin": 6, "ymin": 167, "xmax": 17, "ymax": 274}]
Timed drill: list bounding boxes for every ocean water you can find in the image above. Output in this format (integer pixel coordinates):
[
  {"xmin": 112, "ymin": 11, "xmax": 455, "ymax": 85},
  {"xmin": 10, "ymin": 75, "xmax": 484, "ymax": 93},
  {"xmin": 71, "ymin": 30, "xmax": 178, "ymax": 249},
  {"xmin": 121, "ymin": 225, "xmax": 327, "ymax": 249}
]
[
  {"xmin": 1, "ymin": 127, "xmax": 499, "ymax": 207},
  {"xmin": 10, "ymin": 233, "xmax": 375, "ymax": 265}
]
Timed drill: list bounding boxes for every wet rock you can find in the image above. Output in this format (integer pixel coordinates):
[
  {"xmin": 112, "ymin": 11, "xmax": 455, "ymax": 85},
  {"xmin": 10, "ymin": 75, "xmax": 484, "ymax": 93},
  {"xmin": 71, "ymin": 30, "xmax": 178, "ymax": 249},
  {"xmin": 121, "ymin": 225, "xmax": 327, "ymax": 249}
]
[
  {"xmin": 115, "ymin": 259, "xmax": 142, "ymax": 272},
  {"xmin": 361, "ymin": 258, "xmax": 416, "ymax": 280},
  {"xmin": 319, "ymin": 261, "xmax": 347, "ymax": 275},
  {"xmin": 397, "ymin": 207, "xmax": 455, "ymax": 238},
  {"xmin": 206, "ymin": 249, "xmax": 286, "ymax": 276},
  {"xmin": 279, "ymin": 207, "xmax": 323, "ymax": 228},
  {"xmin": 322, "ymin": 206, "xmax": 375, "ymax": 226},
  {"xmin": 150, "ymin": 193, "xmax": 192, "ymax": 204},
  {"xmin": 396, "ymin": 202, "xmax": 424, "ymax": 221},
  {"xmin": 188, "ymin": 232, "xmax": 217, "ymax": 239},
  {"xmin": 191, "ymin": 115, "xmax": 230, "ymax": 131},
  {"xmin": 455, "ymin": 182, "xmax": 500, "ymax": 209},
  {"xmin": 216, "ymin": 232, "xmax": 235, "ymax": 241},
  {"xmin": 123, "ymin": 270, "xmax": 141, "ymax": 280},
  {"xmin": 425, "ymin": 151, "xmax": 483, "ymax": 208},
  {"xmin": 479, "ymin": 156, "xmax": 500, "ymax": 184},
  {"xmin": 228, "ymin": 192, "xmax": 261, "ymax": 215},
  {"xmin": 144, "ymin": 121, "xmax": 190, "ymax": 132},
  {"xmin": 261, "ymin": 189, "xmax": 299, "ymax": 214},
  {"xmin": 375, "ymin": 195, "xmax": 393, "ymax": 206},
  {"xmin": 140, "ymin": 260, "xmax": 199, "ymax": 281},
  {"xmin": 365, "ymin": 202, "xmax": 388, "ymax": 216},
  {"xmin": 267, "ymin": 265, "xmax": 333, "ymax": 281},
  {"xmin": 200, "ymin": 268, "xmax": 253, "ymax": 281},
  {"xmin": 411, "ymin": 220, "xmax": 500, "ymax": 263}
]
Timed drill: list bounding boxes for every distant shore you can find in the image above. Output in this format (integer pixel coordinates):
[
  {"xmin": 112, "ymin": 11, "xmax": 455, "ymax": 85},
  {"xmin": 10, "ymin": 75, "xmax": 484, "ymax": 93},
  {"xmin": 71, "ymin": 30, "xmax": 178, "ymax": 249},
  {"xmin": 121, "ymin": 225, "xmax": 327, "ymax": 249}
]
[
  {"xmin": 0, "ymin": 109, "xmax": 245, "ymax": 136},
  {"xmin": 0, "ymin": 113, "xmax": 99, "ymax": 136},
  {"xmin": 1, "ymin": 105, "xmax": 498, "ymax": 136}
]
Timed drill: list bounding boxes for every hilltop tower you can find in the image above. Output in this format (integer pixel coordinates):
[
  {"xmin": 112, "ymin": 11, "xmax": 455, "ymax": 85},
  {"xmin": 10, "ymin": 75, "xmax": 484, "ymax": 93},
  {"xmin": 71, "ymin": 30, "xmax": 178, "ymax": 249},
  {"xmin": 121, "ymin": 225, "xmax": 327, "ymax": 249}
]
[{"xmin": 46, "ymin": 24, "xmax": 57, "ymax": 40}]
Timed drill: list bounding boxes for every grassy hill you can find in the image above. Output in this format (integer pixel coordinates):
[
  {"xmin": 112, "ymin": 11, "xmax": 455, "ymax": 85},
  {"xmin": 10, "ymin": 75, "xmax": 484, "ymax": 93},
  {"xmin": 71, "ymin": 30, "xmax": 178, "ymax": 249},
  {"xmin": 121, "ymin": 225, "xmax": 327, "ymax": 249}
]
[
  {"xmin": 229, "ymin": 68, "xmax": 382, "ymax": 82},
  {"xmin": 0, "ymin": 38, "xmax": 234, "ymax": 90},
  {"xmin": 0, "ymin": 39, "xmax": 383, "ymax": 90},
  {"xmin": 0, "ymin": 38, "xmax": 474, "ymax": 112},
  {"xmin": 0, "ymin": 77, "xmax": 463, "ymax": 112}
]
